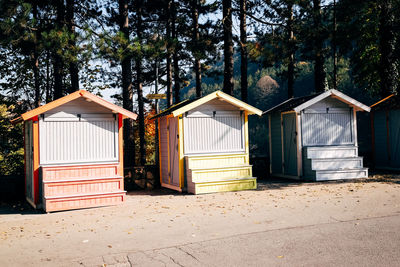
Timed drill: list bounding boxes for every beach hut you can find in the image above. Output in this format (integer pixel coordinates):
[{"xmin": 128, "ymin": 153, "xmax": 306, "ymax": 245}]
[
  {"xmin": 152, "ymin": 91, "xmax": 262, "ymax": 194},
  {"xmin": 264, "ymin": 89, "xmax": 370, "ymax": 181},
  {"xmin": 12, "ymin": 90, "xmax": 137, "ymax": 212},
  {"xmin": 370, "ymin": 94, "xmax": 400, "ymax": 170}
]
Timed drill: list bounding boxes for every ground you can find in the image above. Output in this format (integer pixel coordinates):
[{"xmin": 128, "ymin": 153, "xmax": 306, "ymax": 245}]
[{"xmin": 1, "ymin": 174, "xmax": 400, "ymax": 267}]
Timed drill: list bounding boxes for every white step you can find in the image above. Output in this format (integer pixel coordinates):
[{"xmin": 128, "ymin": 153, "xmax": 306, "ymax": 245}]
[
  {"xmin": 315, "ymin": 168, "xmax": 368, "ymax": 181},
  {"xmin": 306, "ymin": 146, "xmax": 358, "ymax": 159},
  {"xmin": 311, "ymin": 157, "xmax": 363, "ymax": 171}
]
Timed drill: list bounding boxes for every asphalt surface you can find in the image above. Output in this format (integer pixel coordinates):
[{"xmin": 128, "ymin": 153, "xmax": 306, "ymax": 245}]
[{"xmin": 1, "ymin": 177, "xmax": 399, "ymax": 267}]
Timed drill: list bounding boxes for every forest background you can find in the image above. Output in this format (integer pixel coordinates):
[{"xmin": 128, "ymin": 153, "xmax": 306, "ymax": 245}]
[{"xmin": 1, "ymin": 0, "xmax": 399, "ymax": 177}]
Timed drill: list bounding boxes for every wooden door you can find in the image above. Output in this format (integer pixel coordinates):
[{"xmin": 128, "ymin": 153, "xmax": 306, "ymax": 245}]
[{"xmin": 282, "ymin": 113, "xmax": 297, "ymax": 176}]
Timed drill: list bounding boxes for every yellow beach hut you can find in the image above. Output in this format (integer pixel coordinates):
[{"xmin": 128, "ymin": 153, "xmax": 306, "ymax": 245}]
[{"xmin": 152, "ymin": 91, "xmax": 262, "ymax": 194}]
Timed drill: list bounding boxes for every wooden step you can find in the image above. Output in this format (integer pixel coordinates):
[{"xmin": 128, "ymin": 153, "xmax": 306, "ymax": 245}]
[
  {"xmin": 311, "ymin": 157, "xmax": 363, "ymax": 171},
  {"xmin": 44, "ymin": 191, "xmax": 125, "ymax": 212},
  {"xmin": 306, "ymin": 146, "xmax": 358, "ymax": 159},
  {"xmin": 189, "ymin": 165, "xmax": 253, "ymax": 182},
  {"xmin": 43, "ymin": 177, "xmax": 124, "ymax": 198},
  {"xmin": 186, "ymin": 154, "xmax": 248, "ymax": 170},
  {"xmin": 315, "ymin": 168, "xmax": 368, "ymax": 181},
  {"xmin": 188, "ymin": 177, "xmax": 257, "ymax": 194}
]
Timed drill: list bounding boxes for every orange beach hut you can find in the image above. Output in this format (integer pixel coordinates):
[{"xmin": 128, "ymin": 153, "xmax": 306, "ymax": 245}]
[{"xmin": 12, "ymin": 90, "xmax": 137, "ymax": 212}]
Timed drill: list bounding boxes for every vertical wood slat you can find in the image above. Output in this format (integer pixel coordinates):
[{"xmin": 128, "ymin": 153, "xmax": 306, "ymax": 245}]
[
  {"xmin": 39, "ymin": 116, "xmax": 118, "ymax": 165},
  {"xmin": 302, "ymin": 112, "xmax": 353, "ymax": 146},
  {"xmin": 183, "ymin": 112, "xmax": 244, "ymax": 154}
]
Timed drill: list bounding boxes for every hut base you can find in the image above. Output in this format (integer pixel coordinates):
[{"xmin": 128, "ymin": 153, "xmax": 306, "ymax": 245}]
[
  {"xmin": 303, "ymin": 146, "xmax": 368, "ymax": 181},
  {"xmin": 185, "ymin": 154, "xmax": 257, "ymax": 194},
  {"xmin": 41, "ymin": 164, "xmax": 125, "ymax": 212}
]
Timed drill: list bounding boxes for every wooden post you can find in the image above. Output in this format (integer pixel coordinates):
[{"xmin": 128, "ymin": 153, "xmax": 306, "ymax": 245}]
[{"xmin": 32, "ymin": 116, "xmax": 39, "ymax": 205}]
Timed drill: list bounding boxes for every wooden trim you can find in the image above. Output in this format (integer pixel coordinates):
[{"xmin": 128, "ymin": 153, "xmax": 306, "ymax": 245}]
[
  {"xmin": 23, "ymin": 122, "xmax": 27, "ymax": 199},
  {"xmin": 161, "ymin": 182, "xmax": 182, "ymax": 192},
  {"xmin": 32, "ymin": 116, "xmax": 40, "ymax": 205},
  {"xmin": 296, "ymin": 112, "xmax": 302, "ymax": 177},
  {"xmin": 158, "ymin": 118, "xmax": 162, "ymax": 186},
  {"xmin": 352, "ymin": 108, "xmax": 358, "ymax": 147},
  {"xmin": 167, "ymin": 117, "xmax": 171, "ymax": 184},
  {"xmin": 244, "ymin": 112, "xmax": 249, "ymax": 164},
  {"xmin": 293, "ymin": 89, "xmax": 370, "ymax": 113},
  {"xmin": 281, "ymin": 110, "xmax": 296, "ymax": 115},
  {"xmin": 371, "ymin": 111, "xmax": 375, "ymax": 167},
  {"xmin": 20, "ymin": 90, "xmax": 137, "ymax": 122},
  {"xmin": 118, "ymin": 114, "xmax": 124, "ymax": 178},
  {"xmin": 171, "ymin": 90, "xmax": 262, "ymax": 117},
  {"xmin": 178, "ymin": 115, "xmax": 184, "ymax": 188},
  {"xmin": 268, "ymin": 114, "xmax": 272, "ymax": 174},
  {"xmin": 386, "ymin": 110, "xmax": 391, "ymax": 161},
  {"xmin": 370, "ymin": 94, "xmax": 395, "ymax": 108},
  {"xmin": 280, "ymin": 113, "xmax": 284, "ymax": 174}
]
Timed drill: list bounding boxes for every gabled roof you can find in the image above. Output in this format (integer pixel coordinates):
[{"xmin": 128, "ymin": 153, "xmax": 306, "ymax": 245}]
[
  {"xmin": 263, "ymin": 89, "xmax": 370, "ymax": 115},
  {"xmin": 370, "ymin": 94, "xmax": 400, "ymax": 110},
  {"xmin": 11, "ymin": 90, "xmax": 137, "ymax": 124},
  {"xmin": 152, "ymin": 90, "xmax": 262, "ymax": 119}
]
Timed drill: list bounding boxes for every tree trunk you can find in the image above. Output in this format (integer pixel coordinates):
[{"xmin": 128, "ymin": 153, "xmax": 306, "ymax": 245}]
[
  {"xmin": 119, "ymin": 0, "xmax": 135, "ymax": 168},
  {"xmin": 172, "ymin": 0, "xmax": 180, "ymax": 104},
  {"xmin": 32, "ymin": 1, "xmax": 40, "ymax": 107},
  {"xmin": 378, "ymin": 0, "xmax": 396, "ymax": 97},
  {"xmin": 239, "ymin": 0, "xmax": 247, "ymax": 102},
  {"xmin": 223, "ymin": 0, "xmax": 234, "ymax": 95},
  {"xmin": 312, "ymin": 0, "xmax": 325, "ymax": 93},
  {"xmin": 136, "ymin": 0, "xmax": 146, "ymax": 166},
  {"xmin": 192, "ymin": 0, "xmax": 202, "ymax": 98},
  {"xmin": 66, "ymin": 0, "xmax": 79, "ymax": 93},
  {"xmin": 332, "ymin": 0, "xmax": 337, "ymax": 90},
  {"xmin": 166, "ymin": 0, "xmax": 173, "ymax": 107},
  {"xmin": 53, "ymin": 0, "xmax": 65, "ymax": 100},
  {"xmin": 287, "ymin": 3, "xmax": 295, "ymax": 99}
]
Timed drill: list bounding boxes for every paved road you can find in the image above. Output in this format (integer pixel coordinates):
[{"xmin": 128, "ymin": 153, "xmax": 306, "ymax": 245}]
[
  {"xmin": 1, "ymin": 178, "xmax": 400, "ymax": 266},
  {"xmin": 79, "ymin": 214, "xmax": 400, "ymax": 267}
]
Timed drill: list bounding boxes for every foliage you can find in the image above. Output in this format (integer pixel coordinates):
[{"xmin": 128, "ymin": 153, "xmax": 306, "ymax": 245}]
[{"xmin": 0, "ymin": 98, "xmax": 26, "ymax": 175}]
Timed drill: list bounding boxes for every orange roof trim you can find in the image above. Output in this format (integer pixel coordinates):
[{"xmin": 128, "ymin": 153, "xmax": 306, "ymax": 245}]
[
  {"xmin": 370, "ymin": 94, "xmax": 395, "ymax": 108},
  {"xmin": 13, "ymin": 90, "xmax": 137, "ymax": 124}
]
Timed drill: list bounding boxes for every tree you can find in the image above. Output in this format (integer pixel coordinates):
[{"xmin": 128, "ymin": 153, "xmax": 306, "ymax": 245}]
[
  {"xmin": 239, "ymin": 0, "xmax": 248, "ymax": 102},
  {"xmin": 223, "ymin": 0, "xmax": 234, "ymax": 95},
  {"xmin": 118, "ymin": 0, "xmax": 135, "ymax": 168},
  {"xmin": 134, "ymin": 0, "xmax": 146, "ymax": 166},
  {"xmin": 192, "ymin": 0, "xmax": 202, "ymax": 98},
  {"xmin": 66, "ymin": 0, "xmax": 79, "ymax": 93},
  {"xmin": 311, "ymin": 0, "xmax": 326, "ymax": 93}
]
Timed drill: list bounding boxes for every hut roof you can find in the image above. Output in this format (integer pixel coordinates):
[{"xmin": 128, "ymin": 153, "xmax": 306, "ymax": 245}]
[
  {"xmin": 263, "ymin": 89, "xmax": 370, "ymax": 115},
  {"xmin": 152, "ymin": 90, "xmax": 262, "ymax": 119},
  {"xmin": 370, "ymin": 94, "xmax": 400, "ymax": 110},
  {"xmin": 11, "ymin": 90, "xmax": 138, "ymax": 124}
]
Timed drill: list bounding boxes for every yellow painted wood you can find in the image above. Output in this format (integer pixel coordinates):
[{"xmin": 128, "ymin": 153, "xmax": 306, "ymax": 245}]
[
  {"xmin": 189, "ymin": 178, "xmax": 257, "ymax": 194},
  {"xmin": 187, "ymin": 154, "xmax": 248, "ymax": 169},
  {"xmin": 190, "ymin": 166, "xmax": 253, "ymax": 182},
  {"xmin": 244, "ymin": 112, "xmax": 249, "ymax": 164},
  {"xmin": 178, "ymin": 115, "xmax": 184, "ymax": 188},
  {"xmin": 171, "ymin": 90, "xmax": 262, "ymax": 117}
]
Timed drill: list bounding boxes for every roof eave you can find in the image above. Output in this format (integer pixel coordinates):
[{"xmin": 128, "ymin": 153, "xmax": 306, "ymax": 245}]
[{"xmin": 293, "ymin": 89, "xmax": 370, "ymax": 113}]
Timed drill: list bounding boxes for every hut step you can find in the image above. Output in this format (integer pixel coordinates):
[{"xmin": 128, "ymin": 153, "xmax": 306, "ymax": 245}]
[
  {"xmin": 43, "ymin": 175, "xmax": 123, "ymax": 183},
  {"xmin": 189, "ymin": 166, "xmax": 253, "ymax": 182},
  {"xmin": 310, "ymin": 157, "xmax": 363, "ymax": 171},
  {"xmin": 188, "ymin": 177, "xmax": 257, "ymax": 194},
  {"xmin": 44, "ymin": 190, "xmax": 126, "ymax": 200},
  {"xmin": 306, "ymin": 146, "xmax": 358, "ymax": 159},
  {"xmin": 315, "ymin": 168, "xmax": 368, "ymax": 181},
  {"xmin": 43, "ymin": 191, "xmax": 125, "ymax": 212}
]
